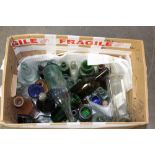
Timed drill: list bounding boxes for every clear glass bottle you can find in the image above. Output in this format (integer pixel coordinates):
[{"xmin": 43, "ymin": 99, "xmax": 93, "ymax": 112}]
[
  {"xmin": 106, "ymin": 74, "xmax": 129, "ymax": 121},
  {"xmin": 70, "ymin": 61, "xmax": 78, "ymax": 83}
]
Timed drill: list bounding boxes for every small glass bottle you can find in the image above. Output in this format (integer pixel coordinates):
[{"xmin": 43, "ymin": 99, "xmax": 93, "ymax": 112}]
[
  {"xmin": 28, "ymin": 84, "xmax": 44, "ymax": 98},
  {"xmin": 70, "ymin": 94, "xmax": 82, "ymax": 109},
  {"xmin": 79, "ymin": 60, "xmax": 95, "ymax": 78},
  {"xmin": 35, "ymin": 79, "xmax": 49, "ymax": 93},
  {"xmin": 51, "ymin": 106, "xmax": 67, "ymax": 122},
  {"xmin": 36, "ymin": 92, "xmax": 56, "ymax": 113},
  {"xmin": 60, "ymin": 62, "xmax": 70, "ymax": 75},
  {"xmin": 70, "ymin": 61, "xmax": 78, "ymax": 83},
  {"xmin": 63, "ymin": 74, "xmax": 75, "ymax": 89},
  {"xmin": 106, "ymin": 74, "xmax": 129, "ymax": 121},
  {"xmin": 13, "ymin": 96, "xmax": 34, "ymax": 116},
  {"xmin": 17, "ymin": 114, "xmax": 34, "ymax": 123},
  {"xmin": 19, "ymin": 62, "xmax": 39, "ymax": 85},
  {"xmin": 97, "ymin": 64, "xmax": 106, "ymax": 73},
  {"xmin": 79, "ymin": 105, "xmax": 92, "ymax": 122}
]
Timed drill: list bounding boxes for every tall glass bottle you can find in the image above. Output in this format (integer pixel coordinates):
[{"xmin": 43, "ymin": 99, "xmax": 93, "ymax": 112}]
[
  {"xmin": 42, "ymin": 62, "xmax": 75, "ymax": 122},
  {"xmin": 106, "ymin": 74, "xmax": 129, "ymax": 121}
]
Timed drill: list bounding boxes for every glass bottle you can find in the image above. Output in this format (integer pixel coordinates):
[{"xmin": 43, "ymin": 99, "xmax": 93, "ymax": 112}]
[
  {"xmin": 35, "ymin": 79, "xmax": 49, "ymax": 93},
  {"xmin": 35, "ymin": 115, "xmax": 52, "ymax": 123},
  {"xmin": 42, "ymin": 62, "xmax": 66, "ymax": 89},
  {"xmin": 70, "ymin": 67, "xmax": 109, "ymax": 99},
  {"xmin": 79, "ymin": 105, "xmax": 92, "ymax": 122},
  {"xmin": 92, "ymin": 113, "xmax": 112, "ymax": 122},
  {"xmin": 17, "ymin": 114, "xmax": 34, "ymax": 123},
  {"xmin": 70, "ymin": 61, "xmax": 78, "ymax": 83},
  {"xmin": 60, "ymin": 62, "xmax": 70, "ymax": 75},
  {"xmin": 13, "ymin": 96, "xmax": 34, "ymax": 116},
  {"xmin": 42, "ymin": 63, "xmax": 75, "ymax": 122},
  {"xmin": 106, "ymin": 74, "xmax": 129, "ymax": 121},
  {"xmin": 79, "ymin": 60, "xmax": 95, "ymax": 78},
  {"xmin": 28, "ymin": 84, "xmax": 44, "ymax": 98},
  {"xmin": 51, "ymin": 106, "xmax": 67, "ymax": 122},
  {"xmin": 49, "ymin": 88, "xmax": 75, "ymax": 122},
  {"xmin": 36, "ymin": 92, "xmax": 56, "ymax": 113},
  {"xmin": 19, "ymin": 62, "xmax": 39, "ymax": 85}
]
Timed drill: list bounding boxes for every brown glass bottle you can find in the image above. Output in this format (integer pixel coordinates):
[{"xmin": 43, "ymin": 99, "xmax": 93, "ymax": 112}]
[
  {"xmin": 13, "ymin": 96, "xmax": 34, "ymax": 116},
  {"xmin": 70, "ymin": 67, "xmax": 109, "ymax": 99}
]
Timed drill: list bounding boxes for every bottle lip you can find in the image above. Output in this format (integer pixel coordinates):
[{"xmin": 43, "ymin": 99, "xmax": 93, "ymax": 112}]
[
  {"xmin": 35, "ymin": 79, "xmax": 49, "ymax": 93},
  {"xmin": 80, "ymin": 60, "xmax": 95, "ymax": 74},
  {"xmin": 28, "ymin": 84, "xmax": 44, "ymax": 98},
  {"xmin": 79, "ymin": 105, "xmax": 92, "ymax": 120},
  {"xmin": 70, "ymin": 61, "xmax": 77, "ymax": 69},
  {"xmin": 13, "ymin": 96, "xmax": 24, "ymax": 108},
  {"xmin": 91, "ymin": 95, "xmax": 102, "ymax": 105}
]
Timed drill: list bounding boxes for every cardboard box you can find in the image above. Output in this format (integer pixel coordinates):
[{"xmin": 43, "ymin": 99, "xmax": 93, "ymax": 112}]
[{"xmin": 0, "ymin": 34, "xmax": 149, "ymax": 128}]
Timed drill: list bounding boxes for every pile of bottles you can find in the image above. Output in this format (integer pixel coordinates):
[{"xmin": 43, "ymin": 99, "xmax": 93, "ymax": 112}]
[{"xmin": 14, "ymin": 59, "xmax": 129, "ymax": 123}]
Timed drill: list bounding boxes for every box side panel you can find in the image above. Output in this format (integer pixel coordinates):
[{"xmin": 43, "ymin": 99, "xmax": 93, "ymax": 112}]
[
  {"xmin": 1, "ymin": 37, "xmax": 17, "ymax": 123},
  {"xmin": 2, "ymin": 122, "xmax": 147, "ymax": 129},
  {"xmin": 130, "ymin": 41, "xmax": 148, "ymax": 122}
]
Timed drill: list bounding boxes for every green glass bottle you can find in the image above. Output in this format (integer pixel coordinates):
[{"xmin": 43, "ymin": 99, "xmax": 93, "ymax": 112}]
[
  {"xmin": 60, "ymin": 62, "xmax": 70, "ymax": 75},
  {"xmin": 51, "ymin": 106, "xmax": 67, "ymax": 122},
  {"xmin": 79, "ymin": 105, "xmax": 92, "ymax": 122},
  {"xmin": 71, "ymin": 94, "xmax": 82, "ymax": 109},
  {"xmin": 79, "ymin": 60, "xmax": 95, "ymax": 78}
]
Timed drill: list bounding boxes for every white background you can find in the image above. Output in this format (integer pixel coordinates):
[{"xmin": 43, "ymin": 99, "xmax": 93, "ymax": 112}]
[
  {"xmin": 0, "ymin": 0, "xmax": 155, "ymax": 155},
  {"xmin": 0, "ymin": 0, "xmax": 154, "ymax": 26}
]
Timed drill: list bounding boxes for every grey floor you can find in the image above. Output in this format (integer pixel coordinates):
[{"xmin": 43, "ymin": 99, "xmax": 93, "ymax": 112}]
[{"xmin": 0, "ymin": 26, "xmax": 154, "ymax": 128}]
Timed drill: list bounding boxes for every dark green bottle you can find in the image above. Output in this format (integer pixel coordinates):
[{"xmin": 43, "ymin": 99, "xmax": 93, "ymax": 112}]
[
  {"xmin": 79, "ymin": 60, "xmax": 95, "ymax": 78},
  {"xmin": 60, "ymin": 62, "xmax": 70, "ymax": 75},
  {"xmin": 51, "ymin": 106, "xmax": 67, "ymax": 122},
  {"xmin": 36, "ymin": 92, "xmax": 56, "ymax": 113},
  {"xmin": 70, "ymin": 94, "xmax": 82, "ymax": 109}
]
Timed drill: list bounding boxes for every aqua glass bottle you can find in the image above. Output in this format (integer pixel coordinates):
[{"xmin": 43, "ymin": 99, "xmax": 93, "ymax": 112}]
[{"xmin": 19, "ymin": 62, "xmax": 39, "ymax": 85}]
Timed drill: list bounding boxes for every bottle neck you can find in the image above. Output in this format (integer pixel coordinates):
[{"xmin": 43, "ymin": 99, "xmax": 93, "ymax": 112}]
[
  {"xmin": 13, "ymin": 96, "xmax": 24, "ymax": 108},
  {"xmin": 95, "ymin": 67, "xmax": 109, "ymax": 80}
]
